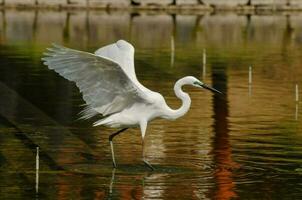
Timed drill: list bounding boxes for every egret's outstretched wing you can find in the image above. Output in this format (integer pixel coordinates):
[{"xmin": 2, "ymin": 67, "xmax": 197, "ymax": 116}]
[
  {"xmin": 42, "ymin": 44, "xmax": 148, "ymax": 118},
  {"xmin": 94, "ymin": 40, "xmax": 139, "ymax": 85}
]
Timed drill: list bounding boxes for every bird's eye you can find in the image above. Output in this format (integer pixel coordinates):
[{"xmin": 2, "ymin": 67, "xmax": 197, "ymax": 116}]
[{"xmin": 193, "ymin": 81, "xmax": 201, "ymax": 86}]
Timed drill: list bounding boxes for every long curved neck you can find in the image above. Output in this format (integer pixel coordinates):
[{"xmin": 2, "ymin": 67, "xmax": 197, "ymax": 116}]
[{"xmin": 165, "ymin": 78, "xmax": 191, "ymax": 120}]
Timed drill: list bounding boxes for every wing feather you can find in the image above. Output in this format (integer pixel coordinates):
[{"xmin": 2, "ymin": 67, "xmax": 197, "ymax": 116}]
[
  {"xmin": 42, "ymin": 44, "xmax": 148, "ymax": 119},
  {"xmin": 94, "ymin": 40, "xmax": 137, "ymax": 83}
]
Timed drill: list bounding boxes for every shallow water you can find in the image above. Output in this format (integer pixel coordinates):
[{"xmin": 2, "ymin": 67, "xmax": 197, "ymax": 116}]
[{"xmin": 0, "ymin": 10, "xmax": 302, "ymax": 199}]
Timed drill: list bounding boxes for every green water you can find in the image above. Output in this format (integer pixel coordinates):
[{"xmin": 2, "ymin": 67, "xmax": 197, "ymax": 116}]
[{"xmin": 0, "ymin": 10, "xmax": 302, "ymax": 199}]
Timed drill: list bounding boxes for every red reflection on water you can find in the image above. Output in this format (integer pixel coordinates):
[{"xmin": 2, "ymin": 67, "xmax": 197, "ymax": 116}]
[
  {"xmin": 210, "ymin": 69, "xmax": 239, "ymax": 200},
  {"xmin": 213, "ymin": 167, "xmax": 237, "ymax": 200}
]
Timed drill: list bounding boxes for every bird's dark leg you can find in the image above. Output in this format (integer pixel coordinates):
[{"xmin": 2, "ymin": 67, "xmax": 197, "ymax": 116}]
[
  {"xmin": 142, "ymin": 140, "xmax": 154, "ymax": 171},
  {"xmin": 109, "ymin": 128, "xmax": 128, "ymax": 168}
]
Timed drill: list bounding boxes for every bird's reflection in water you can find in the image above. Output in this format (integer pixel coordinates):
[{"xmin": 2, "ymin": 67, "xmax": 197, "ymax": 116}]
[
  {"xmin": 107, "ymin": 165, "xmax": 209, "ymax": 199},
  {"xmin": 107, "ymin": 167, "xmax": 147, "ymax": 199}
]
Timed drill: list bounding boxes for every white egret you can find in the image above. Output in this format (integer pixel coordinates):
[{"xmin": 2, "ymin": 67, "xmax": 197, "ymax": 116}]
[{"xmin": 42, "ymin": 40, "xmax": 221, "ymax": 170}]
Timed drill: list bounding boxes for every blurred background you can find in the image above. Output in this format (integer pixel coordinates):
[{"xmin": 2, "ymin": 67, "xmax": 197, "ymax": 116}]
[{"xmin": 0, "ymin": 1, "xmax": 302, "ymax": 199}]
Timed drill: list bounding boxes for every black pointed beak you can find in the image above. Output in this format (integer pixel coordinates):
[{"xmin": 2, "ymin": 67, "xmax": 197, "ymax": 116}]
[{"xmin": 201, "ymin": 83, "xmax": 222, "ymax": 94}]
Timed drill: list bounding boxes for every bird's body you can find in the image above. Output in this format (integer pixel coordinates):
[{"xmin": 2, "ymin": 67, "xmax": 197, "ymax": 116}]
[
  {"xmin": 95, "ymin": 91, "xmax": 165, "ymax": 128},
  {"xmin": 42, "ymin": 40, "xmax": 221, "ymax": 170}
]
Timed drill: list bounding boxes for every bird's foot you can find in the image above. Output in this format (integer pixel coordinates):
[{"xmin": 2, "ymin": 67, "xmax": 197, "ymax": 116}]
[
  {"xmin": 112, "ymin": 161, "xmax": 117, "ymax": 168},
  {"xmin": 143, "ymin": 159, "xmax": 154, "ymax": 171}
]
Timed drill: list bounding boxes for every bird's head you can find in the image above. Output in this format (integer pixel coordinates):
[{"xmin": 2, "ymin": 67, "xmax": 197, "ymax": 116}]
[{"xmin": 185, "ymin": 76, "xmax": 222, "ymax": 94}]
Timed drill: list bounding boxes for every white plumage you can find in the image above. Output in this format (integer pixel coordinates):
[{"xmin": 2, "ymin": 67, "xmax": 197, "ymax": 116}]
[{"xmin": 42, "ymin": 40, "xmax": 221, "ymax": 169}]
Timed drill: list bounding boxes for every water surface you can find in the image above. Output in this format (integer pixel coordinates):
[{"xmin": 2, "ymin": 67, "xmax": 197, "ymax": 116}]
[{"xmin": 0, "ymin": 10, "xmax": 302, "ymax": 199}]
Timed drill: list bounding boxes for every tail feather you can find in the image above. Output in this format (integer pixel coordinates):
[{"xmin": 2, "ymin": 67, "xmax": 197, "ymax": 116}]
[
  {"xmin": 93, "ymin": 118, "xmax": 108, "ymax": 126},
  {"xmin": 79, "ymin": 105, "xmax": 99, "ymax": 120}
]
